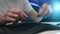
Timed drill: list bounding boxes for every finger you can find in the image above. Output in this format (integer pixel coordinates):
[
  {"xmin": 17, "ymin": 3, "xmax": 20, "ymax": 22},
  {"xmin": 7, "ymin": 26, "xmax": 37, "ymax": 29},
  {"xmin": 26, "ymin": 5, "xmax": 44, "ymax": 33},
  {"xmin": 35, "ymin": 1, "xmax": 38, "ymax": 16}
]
[
  {"xmin": 20, "ymin": 10, "xmax": 28, "ymax": 18},
  {"xmin": 38, "ymin": 3, "xmax": 48, "ymax": 15},
  {"xmin": 42, "ymin": 5, "xmax": 50, "ymax": 16},
  {"xmin": 38, "ymin": 8, "xmax": 44, "ymax": 15},
  {"xmin": 41, "ymin": 3, "xmax": 48, "ymax": 9},
  {"xmin": 6, "ymin": 13, "xmax": 19, "ymax": 19},
  {"xmin": 8, "ymin": 8, "xmax": 20, "ymax": 14},
  {"xmin": 20, "ymin": 13, "xmax": 26, "ymax": 20},
  {"xmin": 5, "ymin": 16, "xmax": 16, "ymax": 22},
  {"xmin": 42, "ymin": 9, "xmax": 49, "ymax": 16},
  {"xmin": 38, "ymin": 3, "xmax": 49, "ymax": 16}
]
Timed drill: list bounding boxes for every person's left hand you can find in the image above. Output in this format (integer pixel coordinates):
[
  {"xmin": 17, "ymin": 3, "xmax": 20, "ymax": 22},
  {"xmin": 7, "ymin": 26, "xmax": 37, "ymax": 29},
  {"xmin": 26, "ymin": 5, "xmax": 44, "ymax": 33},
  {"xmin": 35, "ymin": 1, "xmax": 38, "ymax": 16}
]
[{"xmin": 38, "ymin": 3, "xmax": 50, "ymax": 17}]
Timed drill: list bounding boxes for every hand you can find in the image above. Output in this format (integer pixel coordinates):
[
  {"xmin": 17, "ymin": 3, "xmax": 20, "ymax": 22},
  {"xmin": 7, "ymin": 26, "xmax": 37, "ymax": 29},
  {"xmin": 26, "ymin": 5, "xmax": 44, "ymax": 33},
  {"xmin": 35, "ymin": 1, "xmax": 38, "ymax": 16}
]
[
  {"xmin": 38, "ymin": 3, "xmax": 50, "ymax": 17},
  {"xmin": 2, "ymin": 8, "xmax": 28, "ymax": 23}
]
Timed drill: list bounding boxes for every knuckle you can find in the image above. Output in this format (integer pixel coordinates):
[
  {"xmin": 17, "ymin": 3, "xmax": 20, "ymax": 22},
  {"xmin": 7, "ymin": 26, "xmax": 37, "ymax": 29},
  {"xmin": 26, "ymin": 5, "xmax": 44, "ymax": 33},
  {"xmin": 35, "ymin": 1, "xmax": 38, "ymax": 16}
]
[
  {"xmin": 15, "ymin": 14, "xmax": 19, "ymax": 17},
  {"xmin": 6, "ymin": 13, "xmax": 10, "ymax": 16},
  {"xmin": 19, "ymin": 9, "xmax": 23, "ymax": 12},
  {"xmin": 17, "ymin": 9, "xmax": 21, "ymax": 13},
  {"xmin": 12, "ymin": 19, "xmax": 16, "ymax": 22}
]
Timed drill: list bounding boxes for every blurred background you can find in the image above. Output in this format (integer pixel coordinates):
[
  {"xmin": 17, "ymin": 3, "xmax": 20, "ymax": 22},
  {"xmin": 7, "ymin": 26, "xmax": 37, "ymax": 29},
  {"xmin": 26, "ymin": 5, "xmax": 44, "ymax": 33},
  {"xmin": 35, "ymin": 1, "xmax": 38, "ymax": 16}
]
[{"xmin": 29, "ymin": 0, "xmax": 60, "ymax": 22}]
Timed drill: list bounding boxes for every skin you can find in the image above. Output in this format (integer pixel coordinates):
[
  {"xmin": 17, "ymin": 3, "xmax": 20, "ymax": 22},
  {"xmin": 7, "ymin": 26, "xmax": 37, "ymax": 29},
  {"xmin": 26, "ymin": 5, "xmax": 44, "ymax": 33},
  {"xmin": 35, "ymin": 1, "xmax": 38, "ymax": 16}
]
[
  {"xmin": 38, "ymin": 3, "xmax": 50, "ymax": 16},
  {"xmin": 0, "ymin": 8, "xmax": 28, "ymax": 25},
  {"xmin": 0, "ymin": 3, "xmax": 50, "ymax": 25}
]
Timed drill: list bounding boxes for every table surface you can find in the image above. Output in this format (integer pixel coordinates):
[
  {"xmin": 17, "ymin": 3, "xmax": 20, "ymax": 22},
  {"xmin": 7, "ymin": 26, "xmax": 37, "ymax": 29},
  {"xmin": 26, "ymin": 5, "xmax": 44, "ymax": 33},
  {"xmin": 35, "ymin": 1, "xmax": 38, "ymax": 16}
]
[
  {"xmin": 38, "ymin": 30, "xmax": 60, "ymax": 34},
  {"xmin": 2, "ymin": 22, "xmax": 60, "ymax": 34}
]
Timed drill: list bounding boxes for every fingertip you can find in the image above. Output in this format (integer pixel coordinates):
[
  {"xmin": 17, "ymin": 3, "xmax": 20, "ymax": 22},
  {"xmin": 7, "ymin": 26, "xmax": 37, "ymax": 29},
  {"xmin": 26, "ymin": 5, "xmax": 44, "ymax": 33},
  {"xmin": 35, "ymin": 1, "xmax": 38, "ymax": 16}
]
[{"xmin": 25, "ymin": 15, "xmax": 28, "ymax": 18}]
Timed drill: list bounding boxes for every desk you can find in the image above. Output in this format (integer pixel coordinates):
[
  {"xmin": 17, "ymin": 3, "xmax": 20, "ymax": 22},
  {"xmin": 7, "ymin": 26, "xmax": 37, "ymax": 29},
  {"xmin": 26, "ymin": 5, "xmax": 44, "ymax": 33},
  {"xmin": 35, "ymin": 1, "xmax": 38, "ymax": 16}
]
[
  {"xmin": 37, "ymin": 22, "xmax": 60, "ymax": 34},
  {"xmin": 38, "ymin": 30, "xmax": 60, "ymax": 34},
  {"xmin": 1, "ymin": 22, "xmax": 60, "ymax": 34}
]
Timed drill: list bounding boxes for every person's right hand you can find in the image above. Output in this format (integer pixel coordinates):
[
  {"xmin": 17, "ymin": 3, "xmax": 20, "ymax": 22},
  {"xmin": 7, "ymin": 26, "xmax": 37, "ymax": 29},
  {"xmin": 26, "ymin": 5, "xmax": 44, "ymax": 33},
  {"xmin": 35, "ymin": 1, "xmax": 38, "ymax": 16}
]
[{"xmin": 1, "ymin": 8, "xmax": 28, "ymax": 23}]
